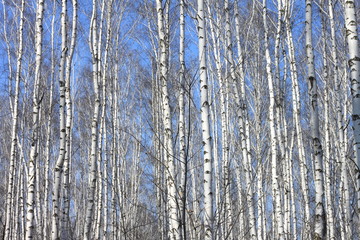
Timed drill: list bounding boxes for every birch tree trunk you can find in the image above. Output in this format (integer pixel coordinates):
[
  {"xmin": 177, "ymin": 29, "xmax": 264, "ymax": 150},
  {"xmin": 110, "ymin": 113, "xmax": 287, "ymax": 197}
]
[
  {"xmin": 84, "ymin": 0, "xmax": 101, "ymax": 237},
  {"xmin": 197, "ymin": 0, "xmax": 214, "ymax": 238},
  {"xmin": 323, "ymin": 1, "xmax": 335, "ymax": 238},
  {"xmin": 285, "ymin": 3, "xmax": 311, "ymax": 236},
  {"xmin": 111, "ymin": 44, "xmax": 119, "ymax": 239},
  {"xmin": 4, "ymin": 1, "xmax": 25, "ymax": 239},
  {"xmin": 51, "ymin": 0, "xmax": 69, "ymax": 238},
  {"xmin": 223, "ymin": 1, "xmax": 234, "ymax": 236},
  {"xmin": 25, "ymin": 0, "xmax": 44, "ymax": 238},
  {"xmin": 43, "ymin": 1, "xmax": 57, "ymax": 238},
  {"xmin": 178, "ymin": 0, "xmax": 187, "ymax": 238},
  {"xmin": 206, "ymin": 4, "xmax": 223, "ymax": 236},
  {"xmin": 234, "ymin": 2, "xmax": 256, "ymax": 238},
  {"xmin": 263, "ymin": 1, "xmax": 284, "ymax": 238},
  {"xmin": 344, "ymin": 0, "xmax": 360, "ymax": 229},
  {"xmin": 305, "ymin": 0, "xmax": 326, "ymax": 238},
  {"xmin": 156, "ymin": 0, "xmax": 180, "ymax": 238},
  {"xmin": 61, "ymin": 1, "xmax": 77, "ymax": 237}
]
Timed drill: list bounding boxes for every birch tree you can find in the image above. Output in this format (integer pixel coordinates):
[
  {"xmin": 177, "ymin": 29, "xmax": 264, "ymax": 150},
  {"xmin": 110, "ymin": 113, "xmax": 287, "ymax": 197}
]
[
  {"xmin": 178, "ymin": 0, "xmax": 188, "ymax": 238},
  {"xmin": 83, "ymin": 0, "xmax": 101, "ymax": 238},
  {"xmin": 285, "ymin": 1, "xmax": 311, "ymax": 236},
  {"xmin": 262, "ymin": 0, "xmax": 284, "ymax": 238},
  {"xmin": 156, "ymin": 0, "xmax": 180, "ymax": 238},
  {"xmin": 197, "ymin": 0, "xmax": 214, "ymax": 238},
  {"xmin": 344, "ymin": 0, "xmax": 360, "ymax": 230},
  {"xmin": 25, "ymin": 0, "xmax": 44, "ymax": 238},
  {"xmin": 51, "ymin": 0, "xmax": 69, "ymax": 238},
  {"xmin": 4, "ymin": 1, "xmax": 25, "ymax": 239},
  {"xmin": 305, "ymin": 0, "xmax": 326, "ymax": 238}
]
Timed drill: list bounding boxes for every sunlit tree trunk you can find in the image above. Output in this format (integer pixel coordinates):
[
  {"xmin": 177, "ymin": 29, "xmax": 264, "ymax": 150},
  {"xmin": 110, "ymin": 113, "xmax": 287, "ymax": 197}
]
[
  {"xmin": 83, "ymin": 0, "xmax": 101, "ymax": 237},
  {"xmin": 51, "ymin": 0, "xmax": 68, "ymax": 237},
  {"xmin": 285, "ymin": 3, "xmax": 310, "ymax": 236},
  {"xmin": 263, "ymin": 0, "xmax": 284, "ymax": 238},
  {"xmin": 156, "ymin": 0, "xmax": 180, "ymax": 238},
  {"xmin": 322, "ymin": 1, "xmax": 335, "ymax": 238},
  {"xmin": 62, "ymin": 1, "xmax": 77, "ymax": 238},
  {"xmin": 95, "ymin": 1, "xmax": 112, "ymax": 238},
  {"xmin": 344, "ymin": 0, "xmax": 360, "ymax": 231},
  {"xmin": 223, "ymin": 1, "xmax": 236, "ymax": 237},
  {"xmin": 305, "ymin": 0, "xmax": 326, "ymax": 238},
  {"xmin": 206, "ymin": 4, "xmax": 223, "ymax": 237},
  {"xmin": 4, "ymin": 1, "xmax": 25, "ymax": 239},
  {"xmin": 178, "ymin": 0, "xmax": 187, "ymax": 238},
  {"xmin": 233, "ymin": 2, "xmax": 256, "ymax": 238},
  {"xmin": 43, "ymin": 1, "xmax": 57, "ymax": 238},
  {"xmin": 25, "ymin": 0, "xmax": 44, "ymax": 238},
  {"xmin": 197, "ymin": 1, "xmax": 214, "ymax": 238},
  {"xmin": 111, "ymin": 42, "xmax": 119, "ymax": 239}
]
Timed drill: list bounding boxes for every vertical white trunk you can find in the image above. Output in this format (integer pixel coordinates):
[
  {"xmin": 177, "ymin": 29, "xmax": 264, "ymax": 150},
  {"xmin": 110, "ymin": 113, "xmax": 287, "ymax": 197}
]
[
  {"xmin": 209, "ymin": 64, "xmax": 223, "ymax": 240},
  {"xmin": 254, "ymin": 88, "xmax": 264, "ymax": 240},
  {"xmin": 14, "ymin": 166, "xmax": 22, "ymax": 239},
  {"xmin": 155, "ymin": 1, "xmax": 180, "ymax": 238},
  {"xmin": 25, "ymin": 0, "xmax": 44, "ymax": 238},
  {"xmin": 305, "ymin": 0, "xmax": 326, "ymax": 238},
  {"xmin": 234, "ymin": 2, "xmax": 257, "ymax": 237},
  {"xmin": 233, "ymin": 4, "xmax": 246, "ymax": 236},
  {"xmin": 51, "ymin": 0, "xmax": 68, "ymax": 238},
  {"xmin": 95, "ymin": 117, "xmax": 104, "ymax": 240},
  {"xmin": 44, "ymin": 2, "xmax": 57, "ymax": 238},
  {"xmin": 285, "ymin": 6, "xmax": 310, "ymax": 235},
  {"xmin": 4, "ymin": 0, "xmax": 25, "ymax": 238},
  {"xmin": 20, "ymin": 167, "xmax": 26, "ymax": 237},
  {"xmin": 102, "ymin": 120, "xmax": 108, "ymax": 238},
  {"xmin": 263, "ymin": 0, "xmax": 284, "ymax": 238},
  {"xmin": 340, "ymin": 65, "xmax": 353, "ymax": 237},
  {"xmin": 84, "ymin": 0, "xmax": 101, "ymax": 237},
  {"xmin": 111, "ymin": 54, "xmax": 119, "ymax": 240},
  {"xmin": 197, "ymin": 0, "xmax": 214, "ymax": 238},
  {"xmin": 223, "ymin": 1, "xmax": 234, "ymax": 237},
  {"xmin": 178, "ymin": 0, "xmax": 187, "ymax": 238},
  {"xmin": 62, "ymin": 0, "xmax": 77, "ymax": 236},
  {"xmin": 35, "ymin": 116, "xmax": 42, "ymax": 236},
  {"xmin": 323, "ymin": 2, "xmax": 335, "ymax": 238},
  {"xmin": 190, "ymin": 157, "xmax": 200, "ymax": 239},
  {"xmin": 344, "ymin": 0, "xmax": 360, "ymax": 228},
  {"xmin": 96, "ymin": 1, "xmax": 112, "ymax": 238},
  {"xmin": 287, "ymin": 129, "xmax": 297, "ymax": 238},
  {"xmin": 206, "ymin": 5, "xmax": 223, "ymax": 237}
]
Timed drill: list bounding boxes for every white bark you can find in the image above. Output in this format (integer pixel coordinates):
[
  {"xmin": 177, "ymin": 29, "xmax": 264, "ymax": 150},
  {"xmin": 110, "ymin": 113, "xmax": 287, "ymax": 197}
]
[
  {"xmin": 234, "ymin": 2, "xmax": 256, "ymax": 238},
  {"xmin": 197, "ymin": 0, "xmax": 214, "ymax": 238},
  {"xmin": 223, "ymin": 1, "xmax": 234, "ymax": 237},
  {"xmin": 179, "ymin": 0, "xmax": 187, "ymax": 238},
  {"xmin": 95, "ymin": 1, "xmax": 112, "ymax": 238},
  {"xmin": 84, "ymin": 0, "xmax": 101, "ymax": 237},
  {"xmin": 263, "ymin": 0, "xmax": 284, "ymax": 238},
  {"xmin": 156, "ymin": 0, "xmax": 180, "ymax": 238},
  {"xmin": 344, "ymin": 0, "xmax": 360, "ymax": 228},
  {"xmin": 285, "ymin": 5, "xmax": 310, "ymax": 236},
  {"xmin": 205, "ymin": 6, "xmax": 222, "ymax": 238},
  {"xmin": 337, "ymin": 62, "xmax": 353, "ymax": 237},
  {"xmin": 324, "ymin": 1, "xmax": 336, "ymax": 238},
  {"xmin": 4, "ymin": 1, "xmax": 25, "ymax": 238},
  {"xmin": 43, "ymin": 1, "xmax": 57, "ymax": 238},
  {"xmin": 25, "ymin": 0, "xmax": 44, "ymax": 238},
  {"xmin": 305, "ymin": 0, "xmax": 325, "ymax": 238},
  {"xmin": 111, "ymin": 48, "xmax": 119, "ymax": 240},
  {"xmin": 62, "ymin": 1, "xmax": 77, "ymax": 237},
  {"xmin": 51, "ymin": 0, "xmax": 68, "ymax": 238}
]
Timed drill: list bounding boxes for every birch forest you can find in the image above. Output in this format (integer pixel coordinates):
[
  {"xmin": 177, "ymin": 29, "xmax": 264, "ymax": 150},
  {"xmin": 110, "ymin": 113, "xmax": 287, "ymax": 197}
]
[{"xmin": 0, "ymin": 0, "xmax": 360, "ymax": 239}]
